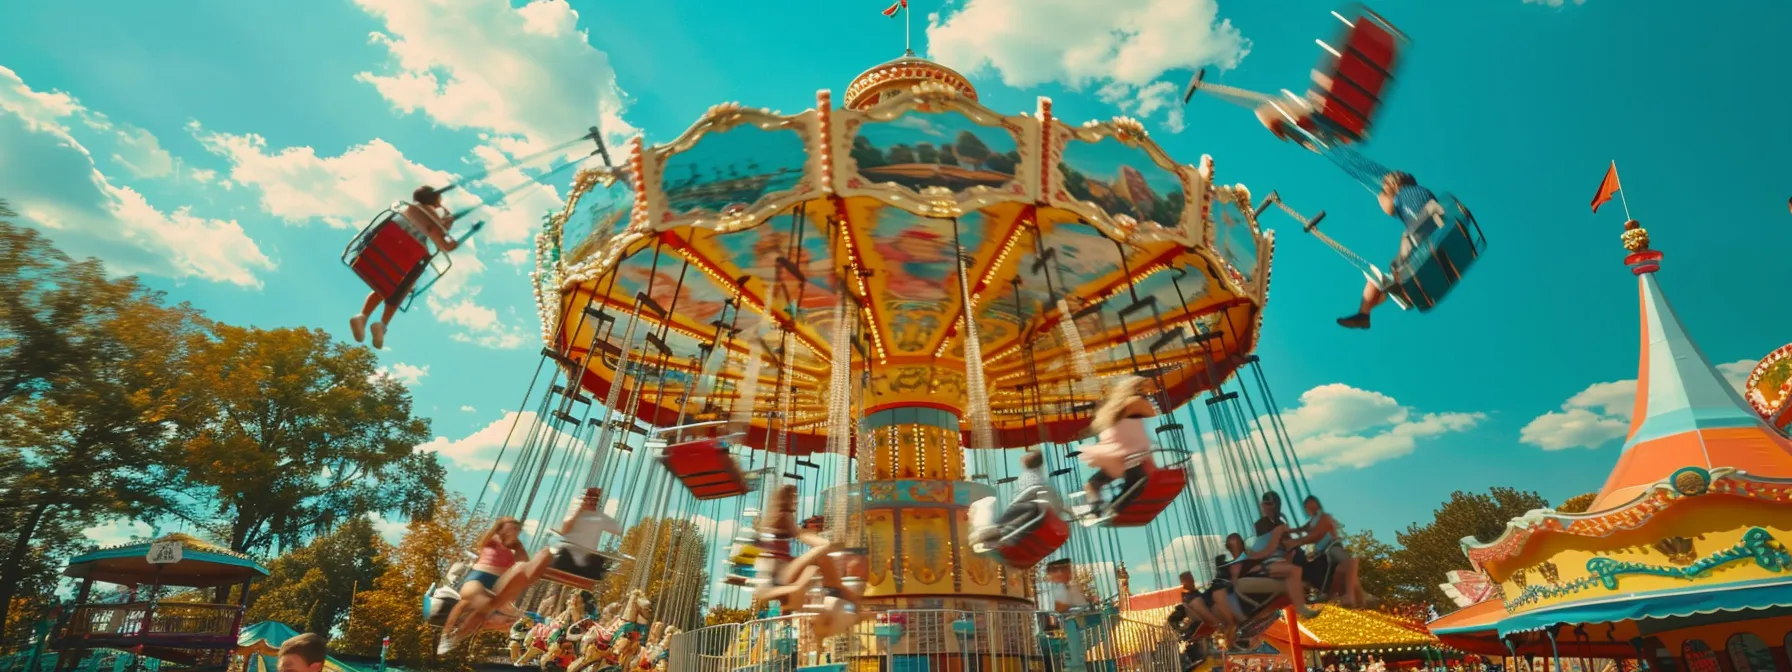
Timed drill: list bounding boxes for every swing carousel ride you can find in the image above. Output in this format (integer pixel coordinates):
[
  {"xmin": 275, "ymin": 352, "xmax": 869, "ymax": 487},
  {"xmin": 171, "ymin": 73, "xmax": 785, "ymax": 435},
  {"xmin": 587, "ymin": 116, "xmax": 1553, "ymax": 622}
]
[{"xmin": 388, "ymin": 4, "xmax": 1483, "ymax": 671}]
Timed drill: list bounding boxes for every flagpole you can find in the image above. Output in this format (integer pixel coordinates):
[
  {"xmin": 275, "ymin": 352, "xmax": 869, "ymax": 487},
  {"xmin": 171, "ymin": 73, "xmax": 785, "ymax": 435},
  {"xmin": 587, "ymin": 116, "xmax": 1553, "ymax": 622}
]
[
  {"xmin": 905, "ymin": 2, "xmax": 912, "ymax": 54},
  {"xmin": 1614, "ymin": 162, "xmax": 1633, "ymax": 221}
]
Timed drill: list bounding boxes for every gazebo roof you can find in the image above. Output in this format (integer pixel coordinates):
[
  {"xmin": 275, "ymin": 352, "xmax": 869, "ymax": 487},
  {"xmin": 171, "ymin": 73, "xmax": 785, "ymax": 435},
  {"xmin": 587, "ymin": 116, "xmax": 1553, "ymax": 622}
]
[{"xmin": 64, "ymin": 533, "xmax": 267, "ymax": 588}]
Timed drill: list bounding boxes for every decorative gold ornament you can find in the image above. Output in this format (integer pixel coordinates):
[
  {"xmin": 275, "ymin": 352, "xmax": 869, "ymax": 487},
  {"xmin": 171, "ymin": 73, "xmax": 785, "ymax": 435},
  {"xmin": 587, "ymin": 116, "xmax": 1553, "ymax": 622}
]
[
  {"xmin": 1538, "ymin": 561, "xmax": 1560, "ymax": 585},
  {"xmin": 1652, "ymin": 536, "xmax": 1697, "ymax": 566},
  {"xmin": 1511, "ymin": 569, "xmax": 1527, "ymax": 588},
  {"xmin": 1621, "ymin": 220, "xmax": 1649, "ymax": 252}
]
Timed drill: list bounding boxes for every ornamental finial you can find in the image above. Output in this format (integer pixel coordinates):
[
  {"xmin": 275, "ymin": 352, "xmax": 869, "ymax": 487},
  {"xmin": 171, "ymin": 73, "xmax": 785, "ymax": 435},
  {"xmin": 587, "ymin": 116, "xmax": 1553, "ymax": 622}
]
[{"xmin": 1621, "ymin": 219, "xmax": 1649, "ymax": 252}]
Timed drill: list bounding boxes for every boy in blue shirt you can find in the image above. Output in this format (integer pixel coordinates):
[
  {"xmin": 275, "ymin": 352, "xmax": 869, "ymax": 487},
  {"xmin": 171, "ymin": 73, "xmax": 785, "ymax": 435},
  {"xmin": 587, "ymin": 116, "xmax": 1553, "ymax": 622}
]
[{"xmin": 1338, "ymin": 171, "xmax": 1441, "ymax": 330}]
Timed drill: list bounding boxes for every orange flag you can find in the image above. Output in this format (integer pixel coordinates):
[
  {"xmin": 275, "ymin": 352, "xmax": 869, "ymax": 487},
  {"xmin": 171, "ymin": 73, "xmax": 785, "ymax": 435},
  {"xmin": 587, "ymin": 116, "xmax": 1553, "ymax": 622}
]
[{"xmin": 1591, "ymin": 161, "xmax": 1621, "ymax": 213}]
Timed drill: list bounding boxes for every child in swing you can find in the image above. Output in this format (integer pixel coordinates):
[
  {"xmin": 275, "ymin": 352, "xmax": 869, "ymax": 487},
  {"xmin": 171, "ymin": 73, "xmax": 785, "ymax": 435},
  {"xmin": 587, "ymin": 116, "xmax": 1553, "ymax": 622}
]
[
  {"xmin": 751, "ymin": 484, "xmax": 863, "ymax": 639},
  {"xmin": 969, "ymin": 449, "xmax": 1065, "ymax": 553},
  {"xmin": 438, "ymin": 488, "xmax": 623, "ymax": 654},
  {"xmin": 1077, "ymin": 376, "xmax": 1158, "ymax": 524},
  {"xmin": 1337, "ymin": 171, "xmax": 1442, "ymax": 330},
  {"xmin": 349, "ymin": 185, "xmax": 460, "ymax": 350}
]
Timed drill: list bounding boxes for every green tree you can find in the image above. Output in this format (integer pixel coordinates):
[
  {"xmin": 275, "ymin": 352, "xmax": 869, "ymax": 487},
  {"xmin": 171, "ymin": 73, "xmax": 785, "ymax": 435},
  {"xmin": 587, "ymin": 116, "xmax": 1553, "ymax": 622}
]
[
  {"xmin": 0, "ymin": 224, "xmax": 209, "ymax": 644},
  {"xmin": 1387, "ymin": 487, "xmax": 1549, "ymax": 612},
  {"xmin": 168, "ymin": 325, "xmax": 443, "ymax": 554},
  {"xmin": 849, "ymin": 136, "xmax": 886, "ymax": 169},
  {"xmin": 953, "ymin": 131, "xmax": 991, "ymax": 168},
  {"xmin": 0, "ymin": 220, "xmax": 141, "ymax": 406},
  {"xmin": 985, "ymin": 151, "xmax": 1018, "ymax": 175},
  {"xmin": 1342, "ymin": 530, "xmax": 1400, "ymax": 612},
  {"xmin": 595, "ymin": 517, "xmax": 710, "ymax": 630},
  {"xmin": 914, "ymin": 142, "xmax": 939, "ymax": 165},
  {"xmin": 884, "ymin": 144, "xmax": 918, "ymax": 165},
  {"xmin": 339, "ymin": 496, "xmax": 496, "ymax": 671},
  {"xmin": 246, "ymin": 516, "xmax": 389, "ymax": 635},
  {"xmin": 936, "ymin": 145, "xmax": 960, "ymax": 168}
]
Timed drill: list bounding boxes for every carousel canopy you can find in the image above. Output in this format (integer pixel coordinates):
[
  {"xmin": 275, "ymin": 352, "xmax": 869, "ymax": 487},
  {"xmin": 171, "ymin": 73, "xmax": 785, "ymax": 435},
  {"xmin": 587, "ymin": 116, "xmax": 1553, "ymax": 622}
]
[
  {"xmin": 1454, "ymin": 224, "xmax": 1792, "ymax": 637},
  {"xmin": 63, "ymin": 533, "xmax": 267, "ymax": 589},
  {"xmin": 535, "ymin": 56, "xmax": 1274, "ymax": 453}
]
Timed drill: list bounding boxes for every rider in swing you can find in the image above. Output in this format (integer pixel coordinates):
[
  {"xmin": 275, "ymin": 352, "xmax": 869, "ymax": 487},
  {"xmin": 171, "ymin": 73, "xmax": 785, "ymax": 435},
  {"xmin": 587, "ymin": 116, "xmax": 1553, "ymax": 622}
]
[
  {"xmin": 349, "ymin": 185, "xmax": 460, "ymax": 349},
  {"xmin": 1336, "ymin": 170, "xmax": 1441, "ymax": 330}
]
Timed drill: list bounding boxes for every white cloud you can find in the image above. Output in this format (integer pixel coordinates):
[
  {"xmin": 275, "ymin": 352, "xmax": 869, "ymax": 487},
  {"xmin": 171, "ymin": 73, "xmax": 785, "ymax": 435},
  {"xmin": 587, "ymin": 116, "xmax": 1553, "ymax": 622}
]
[
  {"xmin": 1519, "ymin": 360, "xmax": 1757, "ymax": 451},
  {"xmin": 1718, "ymin": 360, "xmax": 1759, "ymax": 391},
  {"xmin": 1274, "ymin": 384, "xmax": 1484, "ymax": 473},
  {"xmin": 1141, "ymin": 534, "xmax": 1225, "ymax": 578},
  {"xmin": 192, "ymin": 127, "xmax": 462, "ymax": 229},
  {"xmin": 366, "ymin": 512, "xmax": 409, "ymax": 545},
  {"xmin": 0, "ymin": 66, "xmax": 273, "ymax": 288},
  {"xmin": 416, "ymin": 410, "xmax": 580, "ymax": 471},
  {"xmin": 927, "ymin": 0, "xmax": 1247, "ymax": 131},
  {"xmin": 83, "ymin": 519, "xmax": 154, "ymax": 547},
  {"xmin": 353, "ymin": 0, "xmax": 637, "ymax": 154},
  {"xmin": 460, "ymin": 405, "xmax": 478, "ymax": 413},
  {"xmin": 190, "ymin": 125, "xmax": 528, "ymax": 348},
  {"xmin": 111, "ymin": 126, "xmax": 176, "ymax": 179},
  {"xmin": 376, "ymin": 361, "xmax": 430, "ymax": 387},
  {"xmin": 501, "ymin": 248, "xmax": 533, "ymax": 267}
]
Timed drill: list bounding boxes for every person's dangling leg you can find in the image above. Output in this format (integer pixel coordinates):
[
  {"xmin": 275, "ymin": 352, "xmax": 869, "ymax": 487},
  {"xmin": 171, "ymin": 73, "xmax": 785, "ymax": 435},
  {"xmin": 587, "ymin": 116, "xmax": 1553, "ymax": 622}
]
[
  {"xmin": 350, "ymin": 292, "xmax": 381, "ymax": 342},
  {"xmin": 1269, "ymin": 561, "xmax": 1318, "ymax": 618}
]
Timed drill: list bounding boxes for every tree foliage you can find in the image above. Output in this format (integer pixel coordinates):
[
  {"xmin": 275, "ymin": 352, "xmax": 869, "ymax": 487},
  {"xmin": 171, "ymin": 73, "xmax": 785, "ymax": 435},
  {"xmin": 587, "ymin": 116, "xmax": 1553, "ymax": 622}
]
[
  {"xmin": 1385, "ymin": 487, "xmax": 1549, "ymax": 612},
  {"xmin": 1555, "ymin": 492, "xmax": 1597, "ymax": 514},
  {"xmin": 339, "ymin": 496, "xmax": 497, "ymax": 671},
  {"xmin": 0, "ymin": 220, "xmax": 209, "ymax": 647},
  {"xmin": 246, "ymin": 516, "xmax": 389, "ymax": 635},
  {"xmin": 167, "ymin": 325, "xmax": 443, "ymax": 554},
  {"xmin": 595, "ymin": 517, "xmax": 710, "ymax": 630},
  {"xmin": 704, "ymin": 604, "xmax": 753, "ymax": 626}
]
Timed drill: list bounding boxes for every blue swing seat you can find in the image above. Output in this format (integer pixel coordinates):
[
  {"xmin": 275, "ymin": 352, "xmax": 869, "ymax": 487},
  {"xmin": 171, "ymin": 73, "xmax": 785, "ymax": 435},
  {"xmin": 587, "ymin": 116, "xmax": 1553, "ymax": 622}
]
[{"xmin": 1382, "ymin": 194, "xmax": 1485, "ymax": 312}]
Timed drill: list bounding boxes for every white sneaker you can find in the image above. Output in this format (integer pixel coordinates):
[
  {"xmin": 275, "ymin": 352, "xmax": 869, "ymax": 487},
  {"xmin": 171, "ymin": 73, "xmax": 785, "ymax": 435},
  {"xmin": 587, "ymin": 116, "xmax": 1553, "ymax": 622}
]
[
  {"xmin": 350, "ymin": 315, "xmax": 368, "ymax": 342},
  {"xmin": 370, "ymin": 321, "xmax": 387, "ymax": 350}
]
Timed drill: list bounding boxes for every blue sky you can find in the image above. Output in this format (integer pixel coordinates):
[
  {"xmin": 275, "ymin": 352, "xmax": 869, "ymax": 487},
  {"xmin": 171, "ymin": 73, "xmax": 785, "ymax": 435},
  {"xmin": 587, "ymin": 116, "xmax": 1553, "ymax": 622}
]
[{"xmin": 5, "ymin": 0, "xmax": 1790, "ymax": 590}]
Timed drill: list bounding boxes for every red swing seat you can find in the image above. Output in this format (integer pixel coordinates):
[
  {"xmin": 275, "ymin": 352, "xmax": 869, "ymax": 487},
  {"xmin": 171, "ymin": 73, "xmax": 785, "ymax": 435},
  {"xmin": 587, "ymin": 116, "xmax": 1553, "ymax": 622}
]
[
  {"xmin": 1105, "ymin": 467, "xmax": 1187, "ymax": 527},
  {"xmin": 995, "ymin": 512, "xmax": 1070, "ymax": 569},
  {"xmin": 342, "ymin": 206, "xmax": 451, "ymax": 312},
  {"xmin": 660, "ymin": 437, "xmax": 750, "ymax": 500},
  {"xmin": 1307, "ymin": 5, "xmax": 1409, "ymax": 145}
]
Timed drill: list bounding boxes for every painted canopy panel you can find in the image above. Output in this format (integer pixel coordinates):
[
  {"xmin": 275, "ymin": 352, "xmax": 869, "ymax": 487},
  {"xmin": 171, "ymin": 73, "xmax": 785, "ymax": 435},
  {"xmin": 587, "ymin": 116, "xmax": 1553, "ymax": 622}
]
[{"xmin": 536, "ymin": 87, "xmax": 1272, "ymax": 452}]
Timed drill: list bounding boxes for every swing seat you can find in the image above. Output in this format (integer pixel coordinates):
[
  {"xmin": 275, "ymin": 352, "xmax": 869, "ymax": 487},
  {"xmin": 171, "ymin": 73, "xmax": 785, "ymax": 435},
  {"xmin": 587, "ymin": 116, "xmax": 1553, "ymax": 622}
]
[
  {"xmin": 342, "ymin": 205, "xmax": 451, "ymax": 312},
  {"xmin": 1104, "ymin": 468, "xmax": 1187, "ymax": 527},
  {"xmin": 659, "ymin": 437, "xmax": 750, "ymax": 500},
  {"xmin": 1308, "ymin": 4, "xmax": 1409, "ymax": 145},
  {"xmin": 1384, "ymin": 195, "xmax": 1485, "ymax": 312},
  {"xmin": 987, "ymin": 500, "xmax": 1070, "ymax": 569}
]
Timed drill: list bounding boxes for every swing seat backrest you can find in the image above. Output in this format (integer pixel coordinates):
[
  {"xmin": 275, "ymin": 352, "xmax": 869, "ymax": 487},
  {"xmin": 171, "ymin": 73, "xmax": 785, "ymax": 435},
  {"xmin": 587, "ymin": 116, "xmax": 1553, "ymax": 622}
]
[
  {"xmin": 660, "ymin": 438, "xmax": 750, "ymax": 500},
  {"xmin": 1106, "ymin": 468, "xmax": 1187, "ymax": 527},
  {"xmin": 345, "ymin": 209, "xmax": 433, "ymax": 301},
  {"xmin": 1388, "ymin": 194, "xmax": 1486, "ymax": 313},
  {"xmin": 1310, "ymin": 6, "xmax": 1409, "ymax": 144}
]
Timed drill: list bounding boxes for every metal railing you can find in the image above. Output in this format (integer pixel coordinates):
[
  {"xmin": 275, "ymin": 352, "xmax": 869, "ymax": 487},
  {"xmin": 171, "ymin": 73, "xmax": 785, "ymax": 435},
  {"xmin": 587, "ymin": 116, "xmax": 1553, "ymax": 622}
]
[
  {"xmin": 669, "ymin": 607, "xmax": 1180, "ymax": 671},
  {"xmin": 59, "ymin": 602, "xmax": 242, "ymax": 641}
]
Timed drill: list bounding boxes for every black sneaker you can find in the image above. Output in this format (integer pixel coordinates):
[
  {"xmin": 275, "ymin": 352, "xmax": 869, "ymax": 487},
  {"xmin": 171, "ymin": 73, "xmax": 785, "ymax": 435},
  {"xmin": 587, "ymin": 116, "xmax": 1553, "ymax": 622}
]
[{"xmin": 1336, "ymin": 313, "xmax": 1370, "ymax": 330}]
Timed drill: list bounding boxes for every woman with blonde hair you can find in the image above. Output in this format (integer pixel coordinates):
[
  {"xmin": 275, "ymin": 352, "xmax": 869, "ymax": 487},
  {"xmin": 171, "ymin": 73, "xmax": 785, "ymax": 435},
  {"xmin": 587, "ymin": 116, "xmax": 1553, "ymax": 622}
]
[{"xmin": 1077, "ymin": 375, "xmax": 1159, "ymax": 523}]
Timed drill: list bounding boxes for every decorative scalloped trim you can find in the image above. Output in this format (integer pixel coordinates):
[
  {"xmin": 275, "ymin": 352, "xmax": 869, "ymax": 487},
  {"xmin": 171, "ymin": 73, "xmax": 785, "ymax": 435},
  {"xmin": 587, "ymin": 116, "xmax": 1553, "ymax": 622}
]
[{"xmin": 1464, "ymin": 467, "xmax": 1792, "ymax": 568}]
